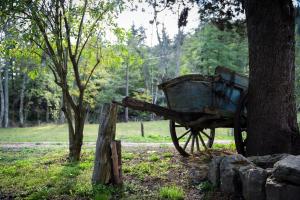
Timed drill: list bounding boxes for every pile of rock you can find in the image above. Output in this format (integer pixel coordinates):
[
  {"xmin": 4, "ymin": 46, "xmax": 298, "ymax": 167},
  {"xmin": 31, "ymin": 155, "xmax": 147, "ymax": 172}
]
[{"xmin": 208, "ymin": 154, "xmax": 300, "ymax": 200}]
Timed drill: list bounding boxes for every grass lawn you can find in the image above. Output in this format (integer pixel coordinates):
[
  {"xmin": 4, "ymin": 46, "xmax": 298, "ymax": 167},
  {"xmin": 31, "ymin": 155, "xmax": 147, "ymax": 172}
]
[
  {"xmin": 0, "ymin": 146, "xmax": 234, "ymax": 200},
  {"xmin": 0, "ymin": 120, "xmax": 234, "ymax": 143}
]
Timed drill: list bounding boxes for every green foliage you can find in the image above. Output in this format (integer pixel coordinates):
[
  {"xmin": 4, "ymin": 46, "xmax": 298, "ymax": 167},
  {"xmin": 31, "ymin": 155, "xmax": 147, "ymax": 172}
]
[
  {"xmin": 162, "ymin": 152, "xmax": 173, "ymax": 158},
  {"xmin": 196, "ymin": 181, "xmax": 214, "ymax": 192},
  {"xmin": 149, "ymin": 153, "xmax": 160, "ymax": 162},
  {"xmin": 159, "ymin": 185, "xmax": 185, "ymax": 200},
  {"xmin": 181, "ymin": 24, "xmax": 248, "ymax": 75},
  {"xmin": 122, "ymin": 152, "xmax": 135, "ymax": 160}
]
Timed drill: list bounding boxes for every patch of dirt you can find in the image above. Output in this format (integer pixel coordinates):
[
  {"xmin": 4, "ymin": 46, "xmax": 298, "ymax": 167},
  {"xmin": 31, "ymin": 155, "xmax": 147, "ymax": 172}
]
[{"xmin": 117, "ymin": 146, "xmax": 235, "ymax": 200}]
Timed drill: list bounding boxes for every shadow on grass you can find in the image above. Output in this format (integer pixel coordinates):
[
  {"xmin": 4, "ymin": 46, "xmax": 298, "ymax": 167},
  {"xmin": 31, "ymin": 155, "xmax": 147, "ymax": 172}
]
[{"xmin": 26, "ymin": 150, "xmax": 121, "ymax": 200}]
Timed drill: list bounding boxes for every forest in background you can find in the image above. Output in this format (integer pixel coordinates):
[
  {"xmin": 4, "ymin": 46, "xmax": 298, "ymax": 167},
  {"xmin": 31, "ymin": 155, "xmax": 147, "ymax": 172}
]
[{"xmin": 0, "ymin": 12, "xmax": 300, "ymax": 128}]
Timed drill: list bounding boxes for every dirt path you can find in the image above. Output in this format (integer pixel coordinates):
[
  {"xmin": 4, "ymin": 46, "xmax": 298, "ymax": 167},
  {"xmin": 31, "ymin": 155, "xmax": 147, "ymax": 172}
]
[{"xmin": 0, "ymin": 140, "xmax": 231, "ymax": 149}]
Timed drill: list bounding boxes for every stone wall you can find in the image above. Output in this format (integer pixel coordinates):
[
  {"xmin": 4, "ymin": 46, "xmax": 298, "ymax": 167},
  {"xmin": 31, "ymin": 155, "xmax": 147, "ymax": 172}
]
[{"xmin": 208, "ymin": 154, "xmax": 300, "ymax": 200}]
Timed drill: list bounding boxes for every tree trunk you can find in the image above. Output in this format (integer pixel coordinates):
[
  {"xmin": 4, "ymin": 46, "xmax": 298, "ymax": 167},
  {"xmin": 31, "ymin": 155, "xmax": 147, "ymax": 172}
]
[
  {"xmin": 46, "ymin": 104, "xmax": 49, "ymax": 123},
  {"xmin": 4, "ymin": 60, "xmax": 9, "ymax": 128},
  {"xmin": 58, "ymin": 95, "xmax": 65, "ymax": 124},
  {"xmin": 175, "ymin": 29, "xmax": 183, "ymax": 77},
  {"xmin": 245, "ymin": 0, "xmax": 300, "ymax": 155},
  {"xmin": 69, "ymin": 111, "xmax": 85, "ymax": 161},
  {"xmin": 62, "ymin": 91, "xmax": 86, "ymax": 162},
  {"xmin": 125, "ymin": 63, "xmax": 129, "ymax": 122},
  {"xmin": 0, "ymin": 67, "xmax": 4, "ymax": 127},
  {"xmin": 19, "ymin": 74, "xmax": 27, "ymax": 127}
]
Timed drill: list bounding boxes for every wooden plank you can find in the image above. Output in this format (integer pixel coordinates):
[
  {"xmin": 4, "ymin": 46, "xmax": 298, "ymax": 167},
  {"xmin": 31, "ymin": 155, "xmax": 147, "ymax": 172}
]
[
  {"xmin": 111, "ymin": 140, "xmax": 122, "ymax": 185},
  {"xmin": 116, "ymin": 140, "xmax": 122, "ymax": 181}
]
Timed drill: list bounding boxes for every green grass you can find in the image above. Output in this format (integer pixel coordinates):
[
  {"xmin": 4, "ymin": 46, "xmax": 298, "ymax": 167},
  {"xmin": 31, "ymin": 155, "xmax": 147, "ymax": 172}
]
[
  {"xmin": 0, "ymin": 120, "xmax": 234, "ymax": 143},
  {"xmin": 159, "ymin": 185, "xmax": 185, "ymax": 200},
  {"xmin": 0, "ymin": 147, "xmax": 118, "ymax": 200},
  {"xmin": 0, "ymin": 147, "xmax": 185, "ymax": 199}
]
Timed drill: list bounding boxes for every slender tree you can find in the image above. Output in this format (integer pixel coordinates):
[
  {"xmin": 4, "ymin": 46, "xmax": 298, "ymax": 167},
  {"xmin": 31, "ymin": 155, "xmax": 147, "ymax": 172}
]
[
  {"xmin": 19, "ymin": 73, "xmax": 27, "ymax": 127},
  {"xmin": 1, "ymin": 0, "xmax": 117, "ymax": 161},
  {"xmin": 3, "ymin": 59, "xmax": 9, "ymax": 128},
  {"xmin": 0, "ymin": 65, "xmax": 4, "ymax": 127}
]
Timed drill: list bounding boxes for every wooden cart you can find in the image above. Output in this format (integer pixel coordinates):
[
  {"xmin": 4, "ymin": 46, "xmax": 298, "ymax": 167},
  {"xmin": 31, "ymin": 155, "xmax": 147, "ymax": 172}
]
[{"xmin": 118, "ymin": 66, "xmax": 248, "ymax": 156}]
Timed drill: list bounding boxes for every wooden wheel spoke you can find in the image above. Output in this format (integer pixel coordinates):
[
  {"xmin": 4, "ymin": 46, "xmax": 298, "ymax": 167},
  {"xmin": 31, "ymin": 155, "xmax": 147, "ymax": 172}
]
[
  {"xmin": 177, "ymin": 129, "xmax": 191, "ymax": 140},
  {"xmin": 198, "ymin": 133, "xmax": 208, "ymax": 150},
  {"xmin": 195, "ymin": 134, "xmax": 200, "ymax": 152},
  {"xmin": 190, "ymin": 135, "xmax": 195, "ymax": 154},
  {"xmin": 183, "ymin": 133, "xmax": 192, "ymax": 150},
  {"xmin": 200, "ymin": 130, "xmax": 212, "ymax": 140},
  {"xmin": 175, "ymin": 124, "xmax": 184, "ymax": 127}
]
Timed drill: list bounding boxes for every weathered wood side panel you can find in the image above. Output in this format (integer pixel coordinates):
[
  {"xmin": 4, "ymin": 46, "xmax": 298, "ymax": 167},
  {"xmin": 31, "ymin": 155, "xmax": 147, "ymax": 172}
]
[
  {"xmin": 164, "ymin": 81, "xmax": 213, "ymax": 113},
  {"xmin": 214, "ymin": 66, "xmax": 248, "ymax": 113}
]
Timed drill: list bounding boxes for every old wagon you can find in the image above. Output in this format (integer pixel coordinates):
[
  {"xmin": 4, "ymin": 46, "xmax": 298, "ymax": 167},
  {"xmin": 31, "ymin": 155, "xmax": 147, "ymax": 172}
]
[{"xmin": 118, "ymin": 66, "xmax": 248, "ymax": 156}]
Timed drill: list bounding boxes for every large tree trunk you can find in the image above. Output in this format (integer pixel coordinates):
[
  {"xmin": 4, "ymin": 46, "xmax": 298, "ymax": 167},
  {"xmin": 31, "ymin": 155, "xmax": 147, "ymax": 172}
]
[
  {"xmin": 19, "ymin": 73, "xmax": 27, "ymax": 127},
  {"xmin": 4, "ymin": 60, "xmax": 9, "ymax": 128},
  {"xmin": 0, "ymin": 67, "xmax": 4, "ymax": 127},
  {"xmin": 245, "ymin": 0, "xmax": 300, "ymax": 155}
]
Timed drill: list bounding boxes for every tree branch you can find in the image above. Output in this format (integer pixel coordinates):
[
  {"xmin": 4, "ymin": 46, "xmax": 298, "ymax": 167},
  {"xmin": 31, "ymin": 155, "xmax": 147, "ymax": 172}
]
[
  {"xmin": 76, "ymin": 5, "xmax": 111, "ymax": 64},
  {"xmin": 75, "ymin": 0, "xmax": 88, "ymax": 57}
]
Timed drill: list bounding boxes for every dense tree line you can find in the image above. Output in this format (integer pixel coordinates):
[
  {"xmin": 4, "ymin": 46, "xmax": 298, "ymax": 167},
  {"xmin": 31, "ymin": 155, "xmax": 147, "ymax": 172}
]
[
  {"xmin": 2, "ymin": 0, "xmax": 300, "ymax": 158},
  {"xmin": 3, "ymin": 19, "xmax": 300, "ymax": 128},
  {"xmin": 0, "ymin": 22, "xmax": 252, "ymax": 127}
]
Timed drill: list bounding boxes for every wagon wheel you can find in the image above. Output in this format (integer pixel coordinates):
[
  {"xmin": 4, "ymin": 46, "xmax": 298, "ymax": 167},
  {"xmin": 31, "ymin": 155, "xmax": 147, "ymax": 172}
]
[
  {"xmin": 169, "ymin": 120, "xmax": 215, "ymax": 156},
  {"xmin": 234, "ymin": 92, "xmax": 248, "ymax": 156}
]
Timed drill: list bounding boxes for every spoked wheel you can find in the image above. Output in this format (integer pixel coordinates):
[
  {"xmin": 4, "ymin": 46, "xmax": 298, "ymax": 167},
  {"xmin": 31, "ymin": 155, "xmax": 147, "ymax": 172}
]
[
  {"xmin": 169, "ymin": 120, "xmax": 215, "ymax": 156},
  {"xmin": 234, "ymin": 92, "xmax": 248, "ymax": 156}
]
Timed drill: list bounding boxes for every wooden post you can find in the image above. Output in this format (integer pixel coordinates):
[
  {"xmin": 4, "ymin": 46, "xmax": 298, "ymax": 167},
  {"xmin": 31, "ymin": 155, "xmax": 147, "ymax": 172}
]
[
  {"xmin": 92, "ymin": 103, "xmax": 119, "ymax": 185},
  {"xmin": 111, "ymin": 140, "xmax": 122, "ymax": 185},
  {"xmin": 141, "ymin": 121, "xmax": 144, "ymax": 137}
]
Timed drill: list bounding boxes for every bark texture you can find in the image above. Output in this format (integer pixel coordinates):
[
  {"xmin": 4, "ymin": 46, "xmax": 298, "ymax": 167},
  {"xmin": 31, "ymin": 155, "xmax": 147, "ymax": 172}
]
[
  {"xmin": 125, "ymin": 63, "xmax": 129, "ymax": 122},
  {"xmin": 92, "ymin": 104, "xmax": 118, "ymax": 184},
  {"xmin": 4, "ymin": 60, "xmax": 9, "ymax": 128},
  {"xmin": 0, "ymin": 68, "xmax": 4, "ymax": 127},
  {"xmin": 19, "ymin": 74, "xmax": 27, "ymax": 127},
  {"xmin": 245, "ymin": 0, "xmax": 300, "ymax": 155}
]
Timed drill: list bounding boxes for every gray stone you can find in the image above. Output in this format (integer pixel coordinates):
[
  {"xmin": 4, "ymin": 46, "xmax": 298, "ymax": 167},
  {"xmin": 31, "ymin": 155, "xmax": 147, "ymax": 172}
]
[
  {"xmin": 266, "ymin": 177, "xmax": 300, "ymax": 200},
  {"xmin": 273, "ymin": 155, "xmax": 300, "ymax": 185},
  {"xmin": 219, "ymin": 154, "xmax": 253, "ymax": 194},
  {"xmin": 264, "ymin": 168, "xmax": 274, "ymax": 176},
  {"xmin": 248, "ymin": 154, "xmax": 289, "ymax": 169},
  {"xmin": 238, "ymin": 166, "xmax": 268, "ymax": 200},
  {"xmin": 208, "ymin": 156, "xmax": 224, "ymax": 187}
]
